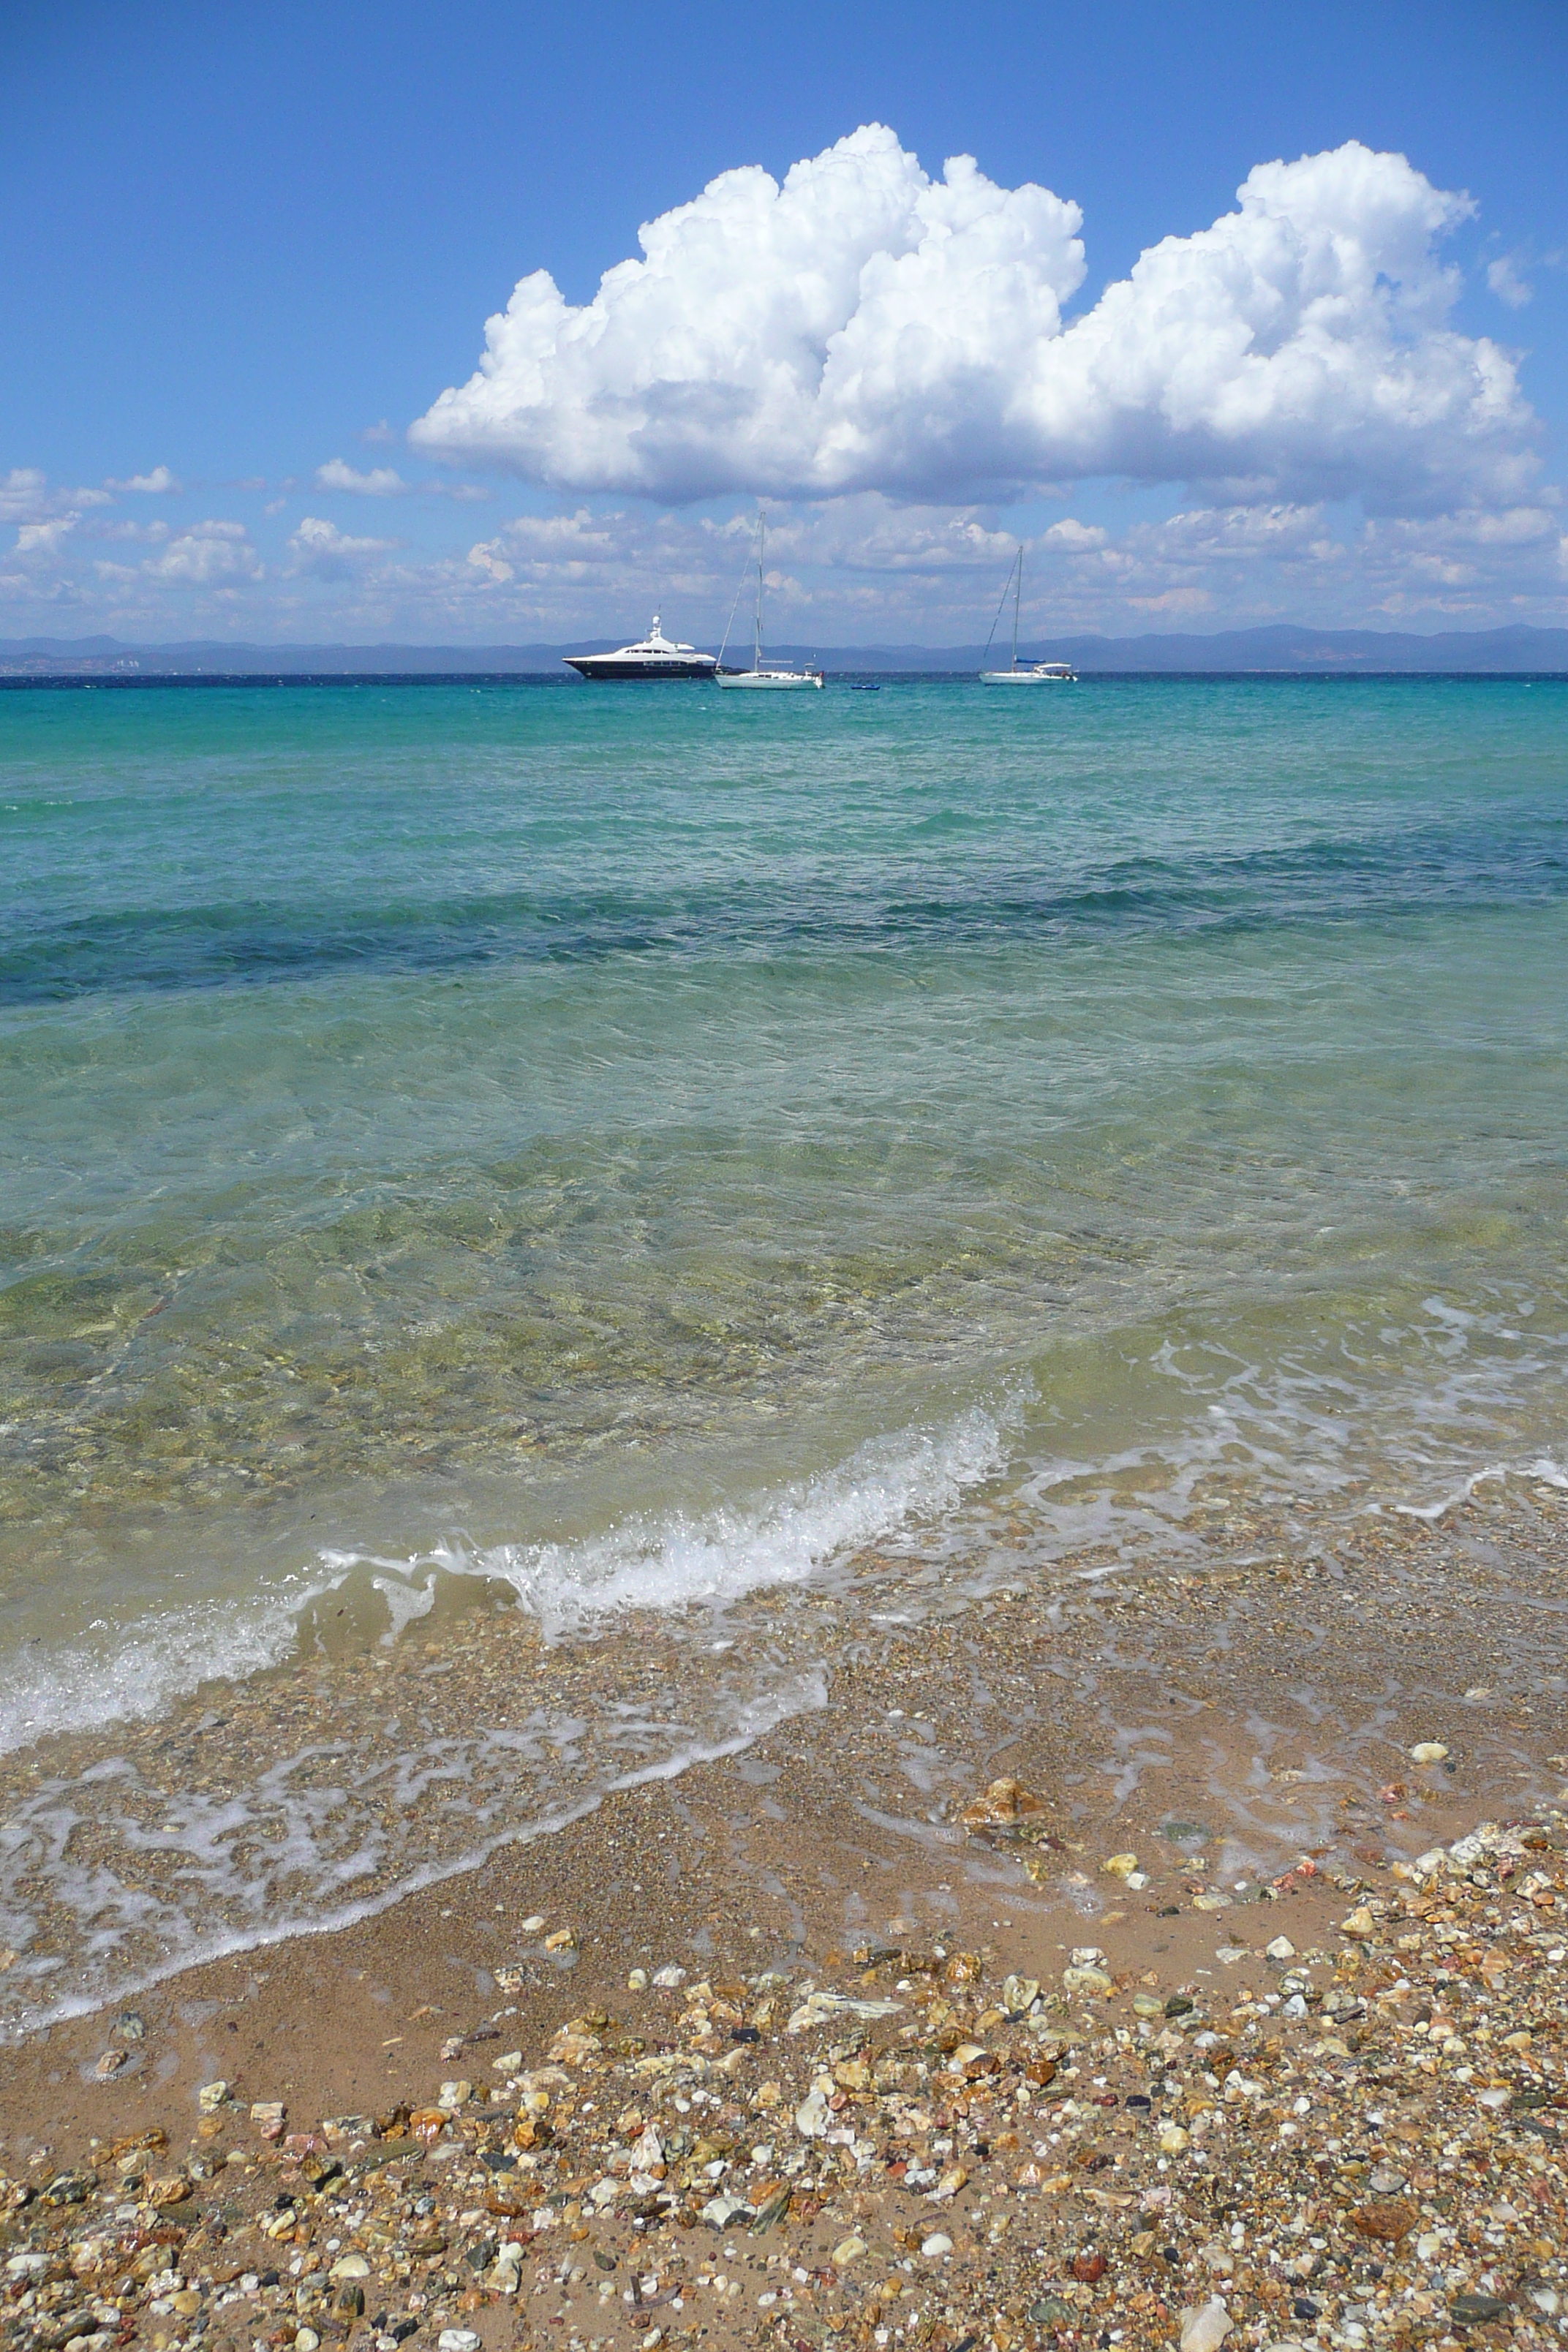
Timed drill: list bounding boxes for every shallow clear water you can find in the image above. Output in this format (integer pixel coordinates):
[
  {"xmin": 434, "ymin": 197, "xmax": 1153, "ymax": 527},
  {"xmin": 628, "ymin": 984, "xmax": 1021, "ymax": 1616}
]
[{"xmin": 1, "ymin": 673, "xmax": 1565, "ymax": 2017}]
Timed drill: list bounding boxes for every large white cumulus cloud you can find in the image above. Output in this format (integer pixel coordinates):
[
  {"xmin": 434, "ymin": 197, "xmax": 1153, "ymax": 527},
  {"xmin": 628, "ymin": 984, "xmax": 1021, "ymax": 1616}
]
[{"xmin": 412, "ymin": 127, "xmax": 1534, "ymax": 510}]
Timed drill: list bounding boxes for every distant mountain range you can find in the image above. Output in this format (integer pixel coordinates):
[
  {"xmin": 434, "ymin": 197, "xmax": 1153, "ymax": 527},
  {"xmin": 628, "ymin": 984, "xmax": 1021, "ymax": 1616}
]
[{"xmin": 3, "ymin": 622, "xmax": 1567, "ymax": 676}]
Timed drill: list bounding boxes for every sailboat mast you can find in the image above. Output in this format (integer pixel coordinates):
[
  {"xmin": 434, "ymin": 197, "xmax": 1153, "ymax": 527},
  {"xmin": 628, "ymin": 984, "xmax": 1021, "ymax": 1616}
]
[
  {"xmin": 1011, "ymin": 547, "xmax": 1022, "ymax": 671},
  {"xmin": 754, "ymin": 513, "xmax": 765, "ymax": 674}
]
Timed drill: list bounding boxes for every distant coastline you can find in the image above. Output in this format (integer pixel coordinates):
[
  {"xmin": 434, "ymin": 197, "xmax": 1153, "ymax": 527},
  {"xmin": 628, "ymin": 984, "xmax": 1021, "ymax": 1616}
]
[{"xmin": 3, "ymin": 619, "xmax": 1567, "ymax": 678}]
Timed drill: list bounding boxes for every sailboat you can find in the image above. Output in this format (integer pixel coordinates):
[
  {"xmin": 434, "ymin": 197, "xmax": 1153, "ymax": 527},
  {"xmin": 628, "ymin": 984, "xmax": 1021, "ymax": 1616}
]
[
  {"xmin": 979, "ymin": 547, "xmax": 1076, "ymax": 683},
  {"xmin": 717, "ymin": 513, "xmax": 824, "ymax": 690}
]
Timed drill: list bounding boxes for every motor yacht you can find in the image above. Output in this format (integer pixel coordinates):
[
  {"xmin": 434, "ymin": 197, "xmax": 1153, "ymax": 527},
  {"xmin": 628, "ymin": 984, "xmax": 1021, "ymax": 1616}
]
[{"xmin": 563, "ymin": 617, "xmax": 718, "ymax": 682}]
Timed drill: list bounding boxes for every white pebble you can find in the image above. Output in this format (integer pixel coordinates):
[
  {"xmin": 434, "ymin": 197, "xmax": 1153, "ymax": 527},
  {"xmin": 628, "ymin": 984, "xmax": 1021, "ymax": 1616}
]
[{"xmin": 1180, "ymin": 2299, "xmax": 1233, "ymax": 2352}]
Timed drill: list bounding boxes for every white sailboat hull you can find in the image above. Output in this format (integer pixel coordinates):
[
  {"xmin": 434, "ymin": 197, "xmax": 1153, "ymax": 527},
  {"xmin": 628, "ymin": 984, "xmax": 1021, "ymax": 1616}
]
[
  {"xmin": 717, "ymin": 668, "xmax": 823, "ymax": 690},
  {"xmin": 979, "ymin": 668, "xmax": 1074, "ymax": 684}
]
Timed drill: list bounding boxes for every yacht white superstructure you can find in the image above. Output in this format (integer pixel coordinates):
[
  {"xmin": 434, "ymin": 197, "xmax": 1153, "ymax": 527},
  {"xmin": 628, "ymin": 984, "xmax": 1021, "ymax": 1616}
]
[
  {"xmin": 717, "ymin": 515, "xmax": 823, "ymax": 690},
  {"xmin": 979, "ymin": 549, "xmax": 1077, "ymax": 683},
  {"xmin": 563, "ymin": 617, "xmax": 718, "ymax": 682}
]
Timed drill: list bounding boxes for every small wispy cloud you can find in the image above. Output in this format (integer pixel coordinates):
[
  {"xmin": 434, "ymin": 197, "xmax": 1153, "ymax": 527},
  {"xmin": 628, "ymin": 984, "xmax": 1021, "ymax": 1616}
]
[
  {"xmin": 314, "ymin": 456, "xmax": 489, "ymax": 501},
  {"xmin": 144, "ymin": 520, "xmax": 263, "ymax": 584},
  {"xmin": 1487, "ymin": 252, "xmax": 1533, "ymax": 309},
  {"xmin": 315, "ymin": 458, "xmax": 408, "ymax": 496},
  {"xmin": 0, "ymin": 467, "xmax": 50, "ymax": 523},
  {"xmin": 287, "ymin": 516, "xmax": 399, "ymax": 576},
  {"xmin": 105, "ymin": 466, "xmax": 182, "ymax": 494},
  {"xmin": 4, "ymin": 467, "xmax": 113, "ymax": 549},
  {"xmin": 15, "ymin": 516, "xmax": 81, "ymax": 556}
]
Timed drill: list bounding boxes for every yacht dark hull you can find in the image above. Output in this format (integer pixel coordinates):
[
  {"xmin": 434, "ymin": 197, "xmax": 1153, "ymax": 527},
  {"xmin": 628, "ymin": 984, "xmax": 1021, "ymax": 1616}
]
[{"xmin": 564, "ymin": 656, "xmax": 717, "ymax": 682}]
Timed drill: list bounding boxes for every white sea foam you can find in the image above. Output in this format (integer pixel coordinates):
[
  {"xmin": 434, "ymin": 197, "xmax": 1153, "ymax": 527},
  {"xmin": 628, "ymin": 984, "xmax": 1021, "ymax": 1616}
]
[
  {"xmin": 0, "ymin": 1403, "xmax": 1005, "ymax": 1771},
  {"xmin": 0, "ymin": 1578, "xmax": 333, "ymax": 1761},
  {"xmin": 2, "ymin": 1367, "xmax": 1564, "ymax": 2033},
  {"xmin": 346, "ymin": 1402, "xmax": 1014, "ymax": 1641},
  {"xmin": 0, "ymin": 1406, "xmax": 1011, "ymax": 2033},
  {"xmin": 998, "ymin": 1296, "xmax": 1568, "ymax": 1570},
  {"xmin": 4, "ymin": 1671, "xmax": 826, "ymax": 2038}
]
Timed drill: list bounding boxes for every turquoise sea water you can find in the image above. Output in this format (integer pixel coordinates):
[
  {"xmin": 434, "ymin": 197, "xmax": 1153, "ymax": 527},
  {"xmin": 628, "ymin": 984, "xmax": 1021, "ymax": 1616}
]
[{"xmin": 1, "ymin": 673, "xmax": 1566, "ymax": 2016}]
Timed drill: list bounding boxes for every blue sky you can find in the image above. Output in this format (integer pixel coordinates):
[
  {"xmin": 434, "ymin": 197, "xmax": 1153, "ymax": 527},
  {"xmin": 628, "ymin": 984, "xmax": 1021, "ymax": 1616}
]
[{"xmin": 4, "ymin": 0, "xmax": 1566, "ymax": 644}]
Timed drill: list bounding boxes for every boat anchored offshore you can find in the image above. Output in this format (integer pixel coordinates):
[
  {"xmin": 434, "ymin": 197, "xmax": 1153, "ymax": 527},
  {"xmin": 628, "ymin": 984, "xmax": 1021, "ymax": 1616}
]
[
  {"xmin": 717, "ymin": 513, "xmax": 823, "ymax": 690},
  {"xmin": 563, "ymin": 616, "xmax": 718, "ymax": 682},
  {"xmin": 979, "ymin": 548, "xmax": 1077, "ymax": 683}
]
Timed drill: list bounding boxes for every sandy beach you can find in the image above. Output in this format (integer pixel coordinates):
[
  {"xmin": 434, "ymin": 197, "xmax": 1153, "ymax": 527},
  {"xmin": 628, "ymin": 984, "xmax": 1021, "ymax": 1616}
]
[{"xmin": 3, "ymin": 1482, "xmax": 1566, "ymax": 2350}]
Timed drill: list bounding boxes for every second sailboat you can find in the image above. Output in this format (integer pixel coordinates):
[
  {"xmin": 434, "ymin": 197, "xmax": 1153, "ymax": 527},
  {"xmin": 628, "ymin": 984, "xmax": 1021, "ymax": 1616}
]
[
  {"xmin": 717, "ymin": 513, "xmax": 824, "ymax": 690},
  {"xmin": 979, "ymin": 546, "xmax": 1076, "ymax": 683}
]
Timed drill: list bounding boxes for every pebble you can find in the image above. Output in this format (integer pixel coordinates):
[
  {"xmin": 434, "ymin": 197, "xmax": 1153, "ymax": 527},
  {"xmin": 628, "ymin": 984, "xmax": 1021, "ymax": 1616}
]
[
  {"xmin": 700, "ymin": 2194, "xmax": 751, "ymax": 2229},
  {"xmin": 1180, "ymin": 2297, "xmax": 1233, "ymax": 2352},
  {"xmin": 1409, "ymin": 1741, "xmax": 1450, "ymax": 1763},
  {"xmin": 519, "ymin": 1914, "xmax": 546, "ymax": 1933},
  {"xmin": 5, "ymin": 1804, "xmax": 1565, "ymax": 2352},
  {"xmin": 196, "ymin": 2078, "xmax": 227, "ymax": 2111},
  {"xmin": 959, "ymin": 1776, "xmax": 1051, "ymax": 1834}
]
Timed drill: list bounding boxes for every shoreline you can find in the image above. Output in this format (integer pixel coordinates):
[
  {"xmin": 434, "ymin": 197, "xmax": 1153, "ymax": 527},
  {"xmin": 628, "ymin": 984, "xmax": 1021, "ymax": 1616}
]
[
  {"xmin": 7, "ymin": 1460, "xmax": 1567, "ymax": 2046},
  {"xmin": 5, "ymin": 1480, "xmax": 1567, "ymax": 2068},
  {"xmin": 2, "ymin": 1488, "xmax": 1567, "ymax": 2346}
]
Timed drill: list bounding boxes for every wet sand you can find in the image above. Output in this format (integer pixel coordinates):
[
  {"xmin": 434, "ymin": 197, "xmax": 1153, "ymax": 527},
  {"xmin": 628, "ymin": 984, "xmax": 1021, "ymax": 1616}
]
[{"xmin": 2, "ymin": 1486, "xmax": 1567, "ymax": 2348}]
